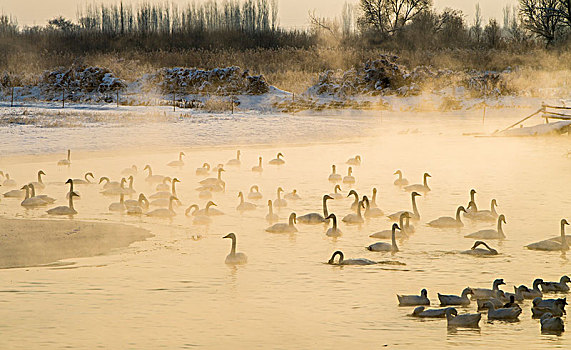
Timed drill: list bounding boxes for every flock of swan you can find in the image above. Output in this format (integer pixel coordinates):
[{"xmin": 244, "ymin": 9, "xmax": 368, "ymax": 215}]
[{"xmin": 1, "ymin": 149, "xmax": 569, "ymax": 334}]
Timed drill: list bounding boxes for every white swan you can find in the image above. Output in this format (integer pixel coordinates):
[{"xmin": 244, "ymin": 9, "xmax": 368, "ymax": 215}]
[
  {"xmin": 330, "ymin": 184, "xmax": 343, "ymax": 199},
  {"xmin": 167, "ymin": 152, "xmax": 185, "ymax": 167},
  {"xmin": 226, "ymin": 150, "xmax": 241, "ymax": 166},
  {"xmin": 393, "ymin": 170, "xmax": 409, "ymax": 187},
  {"xmin": 346, "ymin": 155, "xmax": 361, "ymax": 166},
  {"xmin": 342, "ymin": 200, "xmax": 364, "ymax": 224},
  {"xmin": 325, "ymin": 214, "xmax": 342, "ymax": 237},
  {"xmin": 438, "ymin": 287, "xmax": 474, "ymax": 306},
  {"xmin": 526, "ymin": 219, "xmax": 569, "ymax": 251},
  {"xmin": 200, "ymin": 168, "xmax": 225, "ymax": 187},
  {"xmin": 461, "ymin": 241, "xmax": 498, "ymax": 255},
  {"xmin": 65, "ymin": 178, "xmax": 81, "ymax": 200},
  {"xmin": 57, "ymin": 149, "xmax": 71, "ymax": 166},
  {"xmin": 466, "ymin": 199, "xmax": 499, "ymax": 222},
  {"xmin": 248, "ymin": 185, "xmax": 263, "ymax": 200},
  {"xmin": 297, "ymin": 195, "xmax": 332, "ymax": 224},
  {"xmin": 20, "ymin": 185, "xmax": 49, "ymax": 207},
  {"xmin": 472, "ymin": 279, "xmax": 505, "ymax": 300},
  {"xmin": 484, "ymin": 302, "xmax": 522, "ymax": 320},
  {"xmin": 328, "ymin": 165, "xmax": 342, "ymax": 182},
  {"xmin": 348, "ymin": 189, "xmax": 360, "ymax": 210},
  {"xmin": 403, "ymin": 172, "xmax": 431, "ymax": 193},
  {"xmin": 412, "ymin": 306, "xmax": 456, "ymax": 318},
  {"xmin": 196, "ymin": 163, "xmax": 210, "ymax": 176},
  {"xmin": 146, "ymin": 196, "xmax": 177, "ymax": 217},
  {"xmin": 186, "ymin": 201, "xmax": 224, "ymax": 216},
  {"xmin": 397, "ymin": 289, "xmax": 430, "ymax": 306},
  {"xmin": 274, "ymin": 187, "xmax": 287, "ymax": 208},
  {"xmin": 465, "ymin": 215, "xmax": 506, "ymax": 239},
  {"xmin": 237, "ymin": 191, "xmax": 257, "ymax": 211},
  {"xmin": 125, "ymin": 193, "xmax": 149, "ymax": 213},
  {"xmin": 387, "ymin": 192, "xmax": 421, "ymax": 221},
  {"xmin": 541, "ymin": 276, "xmax": 570, "ymax": 293},
  {"xmin": 445, "ymin": 308, "xmax": 481, "ymax": 328},
  {"xmin": 121, "ymin": 165, "xmax": 138, "ymax": 176},
  {"xmin": 2, "ymin": 173, "xmax": 17, "ymax": 187},
  {"xmin": 363, "ymin": 196, "xmax": 383, "ymax": 218},
  {"xmin": 367, "ymin": 223, "xmax": 400, "ymax": 252},
  {"xmin": 266, "ymin": 200, "xmax": 279, "ymax": 222},
  {"xmin": 155, "ymin": 177, "xmax": 172, "ymax": 192},
  {"xmin": 109, "ymin": 193, "xmax": 126, "ymax": 212},
  {"xmin": 3, "ymin": 186, "xmax": 25, "ymax": 198},
  {"xmin": 150, "ymin": 178, "xmax": 180, "ymax": 199},
  {"xmin": 328, "ymin": 251, "xmax": 376, "ymax": 266},
  {"xmin": 269, "ymin": 152, "xmax": 285, "ymax": 165},
  {"xmin": 343, "ymin": 167, "xmax": 355, "ymax": 184},
  {"xmin": 144, "ymin": 165, "xmax": 166, "ymax": 184},
  {"xmin": 223, "ymin": 233, "xmax": 247, "ymax": 264},
  {"xmin": 252, "ymin": 157, "xmax": 263, "ymax": 172},
  {"xmin": 428, "ymin": 206, "xmax": 466, "ymax": 228},
  {"xmin": 101, "ymin": 178, "xmax": 126, "ymax": 196},
  {"xmin": 540, "ymin": 313, "xmax": 565, "ymax": 333},
  {"xmin": 370, "ymin": 213, "xmax": 410, "ymax": 239},
  {"xmin": 284, "ymin": 189, "xmax": 301, "ymax": 201},
  {"xmin": 266, "ymin": 213, "xmax": 297, "ymax": 233},
  {"xmin": 30, "ymin": 170, "xmax": 46, "ymax": 191},
  {"xmin": 47, "ymin": 183, "xmax": 78, "ymax": 215},
  {"xmin": 99, "ymin": 176, "xmax": 120, "ymax": 190},
  {"xmin": 123, "ymin": 175, "xmax": 136, "ymax": 195},
  {"xmin": 370, "ymin": 188, "xmax": 381, "ymax": 208},
  {"xmin": 72, "ymin": 172, "xmax": 95, "ymax": 185},
  {"xmin": 28, "ymin": 183, "xmax": 55, "ymax": 204},
  {"xmin": 465, "ymin": 189, "xmax": 477, "ymax": 214},
  {"xmin": 521, "ymin": 279, "xmax": 544, "ymax": 299}
]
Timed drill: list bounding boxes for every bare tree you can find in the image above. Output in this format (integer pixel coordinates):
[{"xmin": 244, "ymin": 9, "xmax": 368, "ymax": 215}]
[
  {"xmin": 358, "ymin": 0, "xmax": 431, "ymax": 34},
  {"xmin": 558, "ymin": 0, "xmax": 571, "ymax": 27},
  {"xmin": 471, "ymin": 3, "xmax": 483, "ymax": 43},
  {"xmin": 520, "ymin": 0, "xmax": 562, "ymax": 43}
]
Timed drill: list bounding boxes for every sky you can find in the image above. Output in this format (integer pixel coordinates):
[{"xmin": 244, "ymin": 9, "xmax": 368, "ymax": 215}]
[{"xmin": 1, "ymin": 0, "xmax": 519, "ymax": 28}]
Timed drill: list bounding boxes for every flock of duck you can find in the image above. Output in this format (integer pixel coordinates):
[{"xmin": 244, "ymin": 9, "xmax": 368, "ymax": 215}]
[{"xmin": 1, "ymin": 149, "xmax": 569, "ymax": 333}]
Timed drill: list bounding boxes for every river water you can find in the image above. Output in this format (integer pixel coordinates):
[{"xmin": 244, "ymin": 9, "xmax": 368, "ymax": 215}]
[{"xmin": 0, "ymin": 106, "xmax": 570, "ymax": 349}]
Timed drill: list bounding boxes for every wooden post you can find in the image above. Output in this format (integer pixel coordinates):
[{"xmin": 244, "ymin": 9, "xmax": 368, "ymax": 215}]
[
  {"xmin": 173, "ymin": 91, "xmax": 176, "ymax": 112},
  {"xmin": 116, "ymin": 89, "xmax": 119, "ymax": 108},
  {"xmin": 292, "ymin": 93, "xmax": 295, "ymax": 102},
  {"xmin": 482, "ymin": 106, "xmax": 486, "ymax": 125},
  {"xmin": 11, "ymin": 86, "xmax": 14, "ymax": 107},
  {"xmin": 62, "ymin": 88, "xmax": 65, "ymax": 108}
]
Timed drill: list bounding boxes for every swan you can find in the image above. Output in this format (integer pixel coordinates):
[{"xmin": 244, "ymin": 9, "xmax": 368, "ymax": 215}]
[
  {"xmin": 20, "ymin": 185, "xmax": 49, "ymax": 207},
  {"xmin": 327, "ymin": 251, "xmax": 376, "ymax": 266},
  {"xmin": 72, "ymin": 172, "xmax": 94, "ymax": 185},
  {"xmin": 109, "ymin": 193, "xmax": 127, "ymax": 212},
  {"xmin": 465, "ymin": 189, "xmax": 477, "ymax": 214},
  {"xmin": 325, "ymin": 214, "xmax": 342, "ymax": 237},
  {"xmin": 125, "ymin": 193, "xmax": 149, "ymax": 211},
  {"xmin": 466, "ymin": 199, "xmax": 499, "ymax": 222},
  {"xmin": 363, "ymin": 196, "xmax": 383, "ymax": 218},
  {"xmin": 28, "ymin": 183, "xmax": 55, "ymax": 204},
  {"xmin": 144, "ymin": 165, "xmax": 166, "ymax": 184},
  {"xmin": 477, "ymin": 298, "xmax": 504, "ymax": 310},
  {"xmin": 403, "ymin": 172, "xmax": 431, "ymax": 193},
  {"xmin": 223, "ymin": 233, "xmax": 247, "ymax": 264},
  {"xmin": 57, "ymin": 149, "xmax": 71, "ymax": 166},
  {"xmin": 121, "ymin": 165, "xmax": 138, "ymax": 176},
  {"xmin": 266, "ymin": 200, "xmax": 279, "ymax": 222},
  {"xmin": 521, "ymin": 279, "xmax": 544, "ymax": 299},
  {"xmin": 196, "ymin": 181, "xmax": 225, "ymax": 193},
  {"xmin": 343, "ymin": 167, "xmax": 355, "ymax": 184},
  {"xmin": 526, "ymin": 219, "xmax": 569, "ymax": 251},
  {"xmin": 284, "ymin": 189, "xmax": 301, "ymax": 201},
  {"xmin": 328, "ymin": 165, "xmax": 342, "ymax": 182},
  {"xmin": 387, "ymin": 192, "xmax": 421, "ymax": 221},
  {"xmin": 146, "ymin": 196, "xmax": 177, "ymax": 217},
  {"xmin": 186, "ymin": 201, "xmax": 224, "ymax": 216},
  {"xmin": 370, "ymin": 213, "xmax": 410, "ymax": 239},
  {"xmin": 533, "ymin": 297, "xmax": 568, "ymax": 309},
  {"xmin": 150, "ymin": 178, "xmax": 180, "ymax": 199},
  {"xmin": 460, "ymin": 241, "xmax": 498, "ymax": 256},
  {"xmin": 464, "ymin": 215, "xmax": 506, "ymax": 239},
  {"xmin": 212, "ymin": 164, "xmax": 225, "ymax": 172},
  {"xmin": 99, "ymin": 176, "xmax": 121, "ymax": 190},
  {"xmin": 393, "ymin": 170, "xmax": 409, "ymax": 187},
  {"xmin": 397, "ymin": 289, "xmax": 430, "ymax": 306},
  {"xmin": 404, "ymin": 214, "xmax": 415, "ymax": 234},
  {"xmin": 502, "ymin": 296, "xmax": 517, "ymax": 308},
  {"xmin": 269, "ymin": 152, "xmax": 285, "ymax": 165},
  {"xmin": 541, "ymin": 276, "xmax": 570, "ymax": 293},
  {"xmin": 101, "ymin": 178, "xmax": 126, "ymax": 196},
  {"xmin": 30, "ymin": 170, "xmax": 46, "ymax": 190},
  {"xmin": 472, "ymin": 278, "xmax": 505, "ymax": 300},
  {"xmin": 266, "ymin": 213, "xmax": 297, "ymax": 233},
  {"xmin": 200, "ymin": 168, "xmax": 225, "ymax": 187},
  {"xmin": 248, "ymin": 185, "xmax": 263, "ymax": 200},
  {"xmin": 47, "ymin": 185, "xmax": 78, "ymax": 215},
  {"xmin": 504, "ymin": 286, "xmax": 528, "ymax": 302},
  {"xmin": 196, "ymin": 163, "xmax": 210, "ymax": 176},
  {"xmin": 484, "ymin": 302, "xmax": 522, "ymax": 320},
  {"xmin": 428, "ymin": 206, "xmax": 466, "ymax": 228},
  {"xmin": 274, "ymin": 187, "xmax": 287, "ymax": 208},
  {"xmin": 540, "ymin": 313, "xmax": 565, "ymax": 333},
  {"xmin": 348, "ymin": 189, "xmax": 360, "ymax": 210},
  {"xmin": 367, "ymin": 223, "xmax": 400, "ymax": 252},
  {"xmin": 346, "ymin": 155, "xmax": 361, "ymax": 166},
  {"xmin": 156, "ymin": 177, "xmax": 172, "ymax": 192},
  {"xmin": 438, "ymin": 287, "xmax": 474, "ymax": 306},
  {"xmin": 2, "ymin": 173, "xmax": 17, "ymax": 187},
  {"xmin": 342, "ymin": 200, "xmax": 364, "ymax": 224},
  {"xmin": 237, "ymin": 192, "xmax": 257, "ymax": 211},
  {"xmin": 297, "ymin": 195, "xmax": 332, "ymax": 224},
  {"xmin": 330, "ymin": 185, "xmax": 343, "ymax": 199},
  {"xmin": 252, "ymin": 157, "xmax": 263, "ymax": 172},
  {"xmin": 123, "ymin": 175, "xmax": 136, "ymax": 195},
  {"xmin": 445, "ymin": 308, "xmax": 481, "ymax": 328},
  {"xmin": 370, "ymin": 188, "xmax": 381, "ymax": 208},
  {"xmin": 226, "ymin": 150, "xmax": 241, "ymax": 166},
  {"xmin": 65, "ymin": 178, "xmax": 81, "ymax": 200},
  {"xmin": 3, "ymin": 186, "xmax": 25, "ymax": 198},
  {"xmin": 412, "ymin": 306, "xmax": 456, "ymax": 318},
  {"xmin": 532, "ymin": 298, "xmax": 567, "ymax": 318},
  {"xmin": 167, "ymin": 152, "xmax": 185, "ymax": 167}
]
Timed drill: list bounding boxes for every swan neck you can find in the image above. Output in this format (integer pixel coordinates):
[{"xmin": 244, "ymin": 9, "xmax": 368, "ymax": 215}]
[
  {"xmin": 323, "ymin": 196, "xmax": 329, "ymax": 217},
  {"xmin": 30, "ymin": 185, "xmax": 36, "ymax": 197},
  {"xmin": 268, "ymin": 202, "xmax": 274, "ymax": 215},
  {"xmin": 332, "ymin": 216, "xmax": 337, "ymax": 229},
  {"xmin": 391, "ymin": 227, "xmax": 398, "ymax": 251},
  {"xmin": 411, "ymin": 196, "xmax": 419, "ymax": 217},
  {"xmin": 24, "ymin": 186, "xmax": 30, "ymax": 199},
  {"xmin": 68, "ymin": 194, "xmax": 74, "ymax": 209},
  {"xmin": 497, "ymin": 218, "xmax": 504, "ymax": 235},
  {"xmin": 230, "ymin": 237, "xmax": 237, "ymax": 255}
]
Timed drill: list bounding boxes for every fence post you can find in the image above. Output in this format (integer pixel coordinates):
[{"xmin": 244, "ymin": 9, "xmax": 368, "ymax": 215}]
[
  {"xmin": 173, "ymin": 91, "xmax": 176, "ymax": 112},
  {"xmin": 11, "ymin": 86, "xmax": 14, "ymax": 107},
  {"xmin": 62, "ymin": 88, "xmax": 65, "ymax": 109}
]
